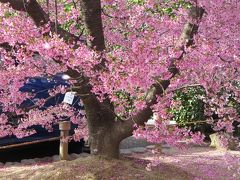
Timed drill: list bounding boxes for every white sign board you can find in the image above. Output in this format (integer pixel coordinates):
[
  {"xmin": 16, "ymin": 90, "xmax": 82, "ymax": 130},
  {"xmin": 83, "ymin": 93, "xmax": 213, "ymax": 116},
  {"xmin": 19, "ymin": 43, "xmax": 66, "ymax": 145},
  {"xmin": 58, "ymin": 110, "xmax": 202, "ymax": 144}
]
[{"xmin": 63, "ymin": 92, "xmax": 76, "ymax": 105}]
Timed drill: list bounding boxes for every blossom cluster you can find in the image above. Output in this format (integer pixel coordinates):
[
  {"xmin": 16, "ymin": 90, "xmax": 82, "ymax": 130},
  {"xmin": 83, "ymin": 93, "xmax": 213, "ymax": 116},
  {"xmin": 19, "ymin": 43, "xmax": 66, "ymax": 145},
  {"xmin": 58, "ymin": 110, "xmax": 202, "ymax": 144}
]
[{"xmin": 0, "ymin": 0, "xmax": 239, "ymax": 144}]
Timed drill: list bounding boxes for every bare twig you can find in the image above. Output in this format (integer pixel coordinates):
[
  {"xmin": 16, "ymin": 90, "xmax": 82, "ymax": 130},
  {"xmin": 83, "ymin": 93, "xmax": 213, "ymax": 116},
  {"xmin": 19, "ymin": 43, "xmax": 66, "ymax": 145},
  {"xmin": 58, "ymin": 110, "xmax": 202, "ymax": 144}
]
[{"xmin": 101, "ymin": 8, "xmax": 129, "ymax": 20}]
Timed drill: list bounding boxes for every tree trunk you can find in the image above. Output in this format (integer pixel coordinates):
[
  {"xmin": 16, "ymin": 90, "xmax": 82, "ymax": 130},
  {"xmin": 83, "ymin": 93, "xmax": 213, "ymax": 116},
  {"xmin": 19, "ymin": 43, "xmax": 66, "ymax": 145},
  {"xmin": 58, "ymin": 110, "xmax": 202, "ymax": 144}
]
[
  {"xmin": 88, "ymin": 126, "xmax": 121, "ymax": 158},
  {"xmin": 79, "ymin": 92, "xmax": 120, "ymax": 158},
  {"xmin": 79, "ymin": 0, "xmax": 124, "ymax": 158},
  {"xmin": 78, "ymin": 2, "xmax": 205, "ymax": 159}
]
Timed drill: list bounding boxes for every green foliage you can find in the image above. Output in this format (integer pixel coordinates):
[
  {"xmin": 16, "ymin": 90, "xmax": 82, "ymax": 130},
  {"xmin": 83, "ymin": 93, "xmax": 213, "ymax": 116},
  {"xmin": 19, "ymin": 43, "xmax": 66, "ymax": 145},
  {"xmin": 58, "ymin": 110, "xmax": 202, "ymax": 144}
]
[
  {"xmin": 227, "ymin": 89, "xmax": 240, "ymax": 136},
  {"xmin": 114, "ymin": 90, "xmax": 134, "ymax": 117},
  {"xmin": 157, "ymin": 0, "xmax": 192, "ymax": 17},
  {"xmin": 4, "ymin": 11, "xmax": 18, "ymax": 18},
  {"xmin": 61, "ymin": 3, "xmax": 85, "ymax": 34},
  {"xmin": 128, "ymin": 0, "xmax": 145, "ymax": 5},
  {"xmin": 128, "ymin": 0, "xmax": 192, "ymax": 17},
  {"xmin": 170, "ymin": 87, "xmax": 205, "ymax": 125},
  {"xmin": 64, "ymin": 3, "xmax": 74, "ymax": 12},
  {"xmin": 60, "ymin": 20, "xmax": 83, "ymax": 34},
  {"xmin": 61, "ymin": 20, "xmax": 75, "ymax": 31}
]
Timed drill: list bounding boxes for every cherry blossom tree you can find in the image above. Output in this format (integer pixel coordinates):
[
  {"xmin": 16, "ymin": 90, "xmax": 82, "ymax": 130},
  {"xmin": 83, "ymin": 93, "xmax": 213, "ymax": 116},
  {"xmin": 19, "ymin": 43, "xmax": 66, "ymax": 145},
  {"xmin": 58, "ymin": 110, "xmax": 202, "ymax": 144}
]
[{"xmin": 0, "ymin": 0, "xmax": 239, "ymax": 158}]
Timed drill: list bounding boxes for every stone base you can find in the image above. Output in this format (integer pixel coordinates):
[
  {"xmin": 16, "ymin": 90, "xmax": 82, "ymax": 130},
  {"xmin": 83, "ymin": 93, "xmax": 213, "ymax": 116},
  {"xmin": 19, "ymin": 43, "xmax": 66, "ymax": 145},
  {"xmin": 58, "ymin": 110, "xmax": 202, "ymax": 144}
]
[{"xmin": 209, "ymin": 133, "xmax": 238, "ymax": 150}]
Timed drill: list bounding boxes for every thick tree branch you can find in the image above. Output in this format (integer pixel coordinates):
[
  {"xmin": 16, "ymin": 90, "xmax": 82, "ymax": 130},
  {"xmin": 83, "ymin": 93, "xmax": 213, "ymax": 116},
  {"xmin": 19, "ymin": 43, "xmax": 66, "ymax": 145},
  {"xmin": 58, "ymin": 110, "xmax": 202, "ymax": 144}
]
[
  {"xmin": 0, "ymin": 0, "xmax": 86, "ymax": 85},
  {"xmin": 0, "ymin": 0, "xmax": 81, "ymax": 43},
  {"xmin": 1, "ymin": 0, "xmax": 48, "ymax": 26},
  {"xmin": 178, "ymin": 6, "xmax": 205, "ymax": 48},
  {"xmin": 116, "ymin": 6, "xmax": 205, "ymax": 138},
  {"xmin": 80, "ymin": 0, "xmax": 105, "ymax": 51}
]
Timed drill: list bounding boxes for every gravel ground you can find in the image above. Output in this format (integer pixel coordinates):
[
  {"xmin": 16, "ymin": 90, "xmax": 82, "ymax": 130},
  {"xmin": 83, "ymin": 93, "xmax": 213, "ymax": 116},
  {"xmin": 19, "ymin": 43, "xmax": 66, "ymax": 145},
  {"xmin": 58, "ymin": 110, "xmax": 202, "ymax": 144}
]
[{"xmin": 0, "ymin": 153, "xmax": 90, "ymax": 169}]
